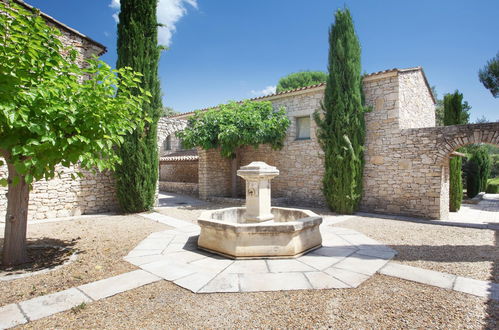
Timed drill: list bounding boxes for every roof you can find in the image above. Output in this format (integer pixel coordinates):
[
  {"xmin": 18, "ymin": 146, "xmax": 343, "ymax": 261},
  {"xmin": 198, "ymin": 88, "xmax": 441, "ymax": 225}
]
[
  {"xmin": 14, "ymin": 0, "xmax": 107, "ymax": 55},
  {"xmin": 168, "ymin": 67, "xmax": 434, "ymax": 119},
  {"xmin": 160, "ymin": 150, "xmax": 199, "ymax": 162}
]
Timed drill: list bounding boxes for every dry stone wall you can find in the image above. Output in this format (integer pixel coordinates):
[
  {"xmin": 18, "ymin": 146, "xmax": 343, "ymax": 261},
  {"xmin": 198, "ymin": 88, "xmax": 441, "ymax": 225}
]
[{"xmin": 159, "ymin": 161, "xmax": 198, "ymax": 183}]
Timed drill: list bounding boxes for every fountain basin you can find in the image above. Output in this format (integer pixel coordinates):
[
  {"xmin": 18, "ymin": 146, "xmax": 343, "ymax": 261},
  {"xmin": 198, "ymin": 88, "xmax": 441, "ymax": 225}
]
[{"xmin": 197, "ymin": 207, "xmax": 322, "ymax": 259}]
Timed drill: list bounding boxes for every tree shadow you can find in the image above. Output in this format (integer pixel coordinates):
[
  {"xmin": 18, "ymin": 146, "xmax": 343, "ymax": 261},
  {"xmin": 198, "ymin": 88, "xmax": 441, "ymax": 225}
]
[{"xmin": 0, "ymin": 237, "xmax": 80, "ymax": 275}]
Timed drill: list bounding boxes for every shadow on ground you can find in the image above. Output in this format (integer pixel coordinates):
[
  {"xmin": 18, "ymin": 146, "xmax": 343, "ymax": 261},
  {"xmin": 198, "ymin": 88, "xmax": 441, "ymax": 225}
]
[{"xmin": 0, "ymin": 237, "xmax": 79, "ymax": 275}]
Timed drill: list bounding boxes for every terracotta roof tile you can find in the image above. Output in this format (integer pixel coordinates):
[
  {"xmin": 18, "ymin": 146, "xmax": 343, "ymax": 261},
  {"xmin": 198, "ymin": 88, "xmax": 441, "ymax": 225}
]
[{"xmin": 160, "ymin": 150, "xmax": 198, "ymax": 162}]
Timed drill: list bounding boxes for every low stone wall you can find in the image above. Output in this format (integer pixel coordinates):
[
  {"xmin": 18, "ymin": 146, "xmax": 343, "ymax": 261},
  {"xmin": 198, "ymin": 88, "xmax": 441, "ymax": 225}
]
[
  {"xmin": 159, "ymin": 161, "xmax": 198, "ymax": 183},
  {"xmin": 159, "ymin": 181, "xmax": 198, "ymax": 196},
  {"xmin": 0, "ymin": 164, "xmax": 118, "ymax": 221}
]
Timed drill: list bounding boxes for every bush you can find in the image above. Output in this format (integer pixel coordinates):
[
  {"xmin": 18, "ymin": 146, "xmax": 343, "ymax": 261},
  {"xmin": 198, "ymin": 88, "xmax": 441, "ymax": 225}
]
[{"xmin": 486, "ymin": 183, "xmax": 499, "ymax": 193}]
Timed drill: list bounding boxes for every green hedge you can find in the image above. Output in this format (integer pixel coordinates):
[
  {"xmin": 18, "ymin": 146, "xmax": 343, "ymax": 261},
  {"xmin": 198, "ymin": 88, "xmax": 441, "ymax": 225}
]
[{"xmin": 486, "ymin": 183, "xmax": 499, "ymax": 193}]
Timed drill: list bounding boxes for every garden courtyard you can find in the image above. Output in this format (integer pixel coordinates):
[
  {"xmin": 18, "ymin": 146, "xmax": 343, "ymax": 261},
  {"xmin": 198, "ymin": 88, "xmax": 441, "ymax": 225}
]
[{"xmin": 1, "ymin": 192, "xmax": 498, "ymax": 328}]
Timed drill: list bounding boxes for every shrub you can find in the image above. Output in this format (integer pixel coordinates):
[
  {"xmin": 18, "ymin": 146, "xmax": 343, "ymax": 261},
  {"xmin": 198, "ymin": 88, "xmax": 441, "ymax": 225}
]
[{"xmin": 486, "ymin": 183, "xmax": 499, "ymax": 193}]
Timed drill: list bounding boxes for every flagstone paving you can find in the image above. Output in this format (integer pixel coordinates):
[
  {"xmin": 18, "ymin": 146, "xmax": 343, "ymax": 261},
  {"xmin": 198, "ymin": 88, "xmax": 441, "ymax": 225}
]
[{"xmin": 124, "ymin": 216, "xmax": 396, "ymax": 293}]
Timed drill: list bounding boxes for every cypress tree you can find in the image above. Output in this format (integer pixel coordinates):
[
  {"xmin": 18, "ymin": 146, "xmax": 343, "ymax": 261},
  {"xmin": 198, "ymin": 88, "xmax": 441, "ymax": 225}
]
[
  {"xmin": 314, "ymin": 9, "xmax": 366, "ymax": 214},
  {"xmin": 466, "ymin": 146, "xmax": 491, "ymax": 198},
  {"xmin": 115, "ymin": 0, "xmax": 162, "ymax": 212},
  {"xmin": 443, "ymin": 91, "xmax": 466, "ymax": 211}
]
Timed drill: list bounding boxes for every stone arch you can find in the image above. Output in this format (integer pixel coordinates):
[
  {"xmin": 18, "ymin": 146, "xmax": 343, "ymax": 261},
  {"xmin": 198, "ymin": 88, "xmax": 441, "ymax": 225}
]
[
  {"xmin": 434, "ymin": 122, "xmax": 499, "ymax": 165},
  {"xmin": 157, "ymin": 117, "xmax": 188, "ymax": 156},
  {"xmin": 433, "ymin": 122, "xmax": 499, "ymax": 219}
]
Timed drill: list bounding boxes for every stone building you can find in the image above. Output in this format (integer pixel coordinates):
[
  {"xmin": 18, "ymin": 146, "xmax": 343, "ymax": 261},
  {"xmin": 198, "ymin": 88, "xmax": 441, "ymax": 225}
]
[
  {"xmin": 160, "ymin": 67, "xmax": 499, "ymax": 220},
  {"xmin": 0, "ymin": 1, "xmax": 118, "ymax": 221}
]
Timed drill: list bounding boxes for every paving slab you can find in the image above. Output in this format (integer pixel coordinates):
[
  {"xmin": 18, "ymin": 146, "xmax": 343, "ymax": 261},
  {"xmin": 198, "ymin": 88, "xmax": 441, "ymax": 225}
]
[
  {"xmin": 124, "ymin": 254, "xmax": 167, "ymax": 267},
  {"xmin": 141, "ymin": 260, "xmax": 198, "ymax": 281},
  {"xmin": 333, "ymin": 253, "xmax": 389, "ymax": 276},
  {"xmin": 78, "ymin": 270, "xmax": 161, "ymax": 301},
  {"xmin": 223, "ymin": 260, "xmax": 269, "ymax": 274},
  {"xmin": 266, "ymin": 259, "xmax": 316, "ymax": 273},
  {"xmin": 324, "ymin": 267, "xmax": 370, "ymax": 288},
  {"xmin": 379, "ymin": 262, "xmax": 456, "ymax": 289},
  {"xmin": 453, "ymin": 276, "xmax": 499, "ymax": 300},
  {"xmin": 189, "ymin": 257, "xmax": 233, "ymax": 273},
  {"xmin": 133, "ymin": 238, "xmax": 171, "ymax": 251},
  {"xmin": 356, "ymin": 248, "xmax": 396, "ymax": 259},
  {"xmin": 19, "ymin": 288, "xmax": 92, "ymax": 321},
  {"xmin": 0, "ymin": 304, "xmax": 27, "ymax": 329},
  {"xmin": 239, "ymin": 272, "xmax": 311, "ymax": 292},
  {"xmin": 174, "ymin": 272, "xmax": 219, "ymax": 293},
  {"xmin": 199, "ymin": 273, "xmax": 240, "ymax": 293},
  {"xmin": 126, "ymin": 249, "xmax": 163, "ymax": 258},
  {"xmin": 304, "ymin": 272, "xmax": 350, "ymax": 289}
]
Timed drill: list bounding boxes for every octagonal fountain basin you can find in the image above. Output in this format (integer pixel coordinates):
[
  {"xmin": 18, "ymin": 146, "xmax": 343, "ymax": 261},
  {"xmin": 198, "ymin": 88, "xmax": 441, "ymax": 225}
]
[{"xmin": 197, "ymin": 207, "xmax": 323, "ymax": 259}]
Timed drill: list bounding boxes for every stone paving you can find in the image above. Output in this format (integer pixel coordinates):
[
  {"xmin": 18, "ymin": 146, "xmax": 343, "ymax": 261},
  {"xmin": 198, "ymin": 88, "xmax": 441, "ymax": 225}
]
[
  {"xmin": 449, "ymin": 193, "xmax": 499, "ymax": 226},
  {"xmin": 124, "ymin": 218, "xmax": 396, "ymax": 293}
]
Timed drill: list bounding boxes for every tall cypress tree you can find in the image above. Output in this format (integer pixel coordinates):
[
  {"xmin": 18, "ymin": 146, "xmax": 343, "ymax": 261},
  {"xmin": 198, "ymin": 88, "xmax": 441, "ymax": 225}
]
[
  {"xmin": 314, "ymin": 9, "xmax": 366, "ymax": 214},
  {"xmin": 115, "ymin": 0, "xmax": 162, "ymax": 212},
  {"xmin": 443, "ymin": 91, "xmax": 466, "ymax": 211}
]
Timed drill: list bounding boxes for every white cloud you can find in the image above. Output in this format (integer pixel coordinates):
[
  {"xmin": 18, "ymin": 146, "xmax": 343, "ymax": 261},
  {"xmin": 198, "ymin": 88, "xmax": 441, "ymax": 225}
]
[
  {"xmin": 109, "ymin": 0, "xmax": 197, "ymax": 46},
  {"xmin": 250, "ymin": 85, "xmax": 277, "ymax": 97},
  {"xmin": 109, "ymin": 0, "xmax": 120, "ymax": 9}
]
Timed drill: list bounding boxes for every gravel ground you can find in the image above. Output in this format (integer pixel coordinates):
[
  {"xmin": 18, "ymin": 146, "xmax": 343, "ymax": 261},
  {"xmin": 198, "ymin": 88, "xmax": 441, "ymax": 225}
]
[
  {"xmin": 333, "ymin": 216, "xmax": 498, "ymax": 283},
  {"xmin": 19, "ymin": 275, "xmax": 497, "ymax": 329},
  {"xmin": 0, "ymin": 215, "xmax": 170, "ymax": 306}
]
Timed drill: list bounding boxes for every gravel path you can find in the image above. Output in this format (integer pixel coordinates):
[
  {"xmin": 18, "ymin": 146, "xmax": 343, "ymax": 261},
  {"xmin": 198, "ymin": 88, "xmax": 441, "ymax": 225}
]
[
  {"xmin": 334, "ymin": 216, "xmax": 498, "ymax": 283},
  {"xmin": 18, "ymin": 275, "xmax": 497, "ymax": 329},
  {"xmin": 0, "ymin": 215, "xmax": 170, "ymax": 306}
]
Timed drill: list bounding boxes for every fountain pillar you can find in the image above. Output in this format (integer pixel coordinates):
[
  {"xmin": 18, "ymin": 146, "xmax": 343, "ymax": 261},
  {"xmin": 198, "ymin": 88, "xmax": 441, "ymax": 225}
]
[{"xmin": 237, "ymin": 161, "xmax": 279, "ymax": 222}]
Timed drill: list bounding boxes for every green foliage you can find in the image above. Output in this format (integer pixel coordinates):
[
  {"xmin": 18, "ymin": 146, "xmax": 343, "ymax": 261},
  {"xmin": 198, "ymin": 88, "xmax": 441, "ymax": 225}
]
[
  {"xmin": 115, "ymin": 0, "xmax": 163, "ymax": 213},
  {"xmin": 314, "ymin": 8, "xmax": 366, "ymax": 214},
  {"xmin": 177, "ymin": 101, "xmax": 290, "ymax": 158},
  {"xmin": 443, "ymin": 90, "xmax": 468, "ymax": 211},
  {"xmin": 449, "ymin": 157, "xmax": 462, "ymax": 211},
  {"xmin": 161, "ymin": 106, "xmax": 177, "ymax": 117},
  {"xmin": 0, "ymin": 1, "xmax": 149, "ymax": 185},
  {"xmin": 276, "ymin": 71, "xmax": 327, "ymax": 93},
  {"xmin": 490, "ymin": 154, "xmax": 499, "ymax": 178},
  {"xmin": 432, "ymin": 87, "xmax": 470, "ymax": 126},
  {"xmin": 465, "ymin": 146, "xmax": 491, "ymax": 198},
  {"xmin": 486, "ymin": 182, "xmax": 498, "ymax": 193},
  {"xmin": 478, "ymin": 52, "xmax": 499, "ymax": 98}
]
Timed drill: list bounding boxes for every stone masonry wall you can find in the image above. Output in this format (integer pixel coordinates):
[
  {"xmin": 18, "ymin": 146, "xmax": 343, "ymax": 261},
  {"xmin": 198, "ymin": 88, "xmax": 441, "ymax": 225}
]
[
  {"xmin": 198, "ymin": 88, "xmax": 326, "ymax": 206},
  {"xmin": 157, "ymin": 118, "xmax": 187, "ymax": 157},
  {"xmin": 159, "ymin": 161, "xmax": 198, "ymax": 183}
]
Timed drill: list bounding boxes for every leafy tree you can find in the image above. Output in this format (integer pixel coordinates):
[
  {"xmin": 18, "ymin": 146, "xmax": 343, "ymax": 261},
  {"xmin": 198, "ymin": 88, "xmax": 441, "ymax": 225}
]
[
  {"xmin": 0, "ymin": 1, "xmax": 149, "ymax": 265},
  {"xmin": 115, "ymin": 0, "xmax": 163, "ymax": 213},
  {"xmin": 478, "ymin": 52, "xmax": 499, "ymax": 98},
  {"xmin": 162, "ymin": 106, "xmax": 177, "ymax": 117},
  {"xmin": 465, "ymin": 146, "xmax": 491, "ymax": 198},
  {"xmin": 314, "ymin": 8, "xmax": 366, "ymax": 214},
  {"xmin": 177, "ymin": 101, "xmax": 290, "ymax": 197},
  {"xmin": 276, "ymin": 71, "xmax": 327, "ymax": 93}
]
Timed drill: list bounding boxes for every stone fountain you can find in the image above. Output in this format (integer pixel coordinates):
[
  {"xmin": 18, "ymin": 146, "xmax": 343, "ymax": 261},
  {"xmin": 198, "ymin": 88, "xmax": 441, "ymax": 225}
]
[{"xmin": 197, "ymin": 161, "xmax": 322, "ymax": 259}]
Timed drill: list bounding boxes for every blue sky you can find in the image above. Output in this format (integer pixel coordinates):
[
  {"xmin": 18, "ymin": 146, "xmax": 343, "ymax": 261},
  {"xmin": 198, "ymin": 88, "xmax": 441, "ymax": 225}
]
[{"xmin": 27, "ymin": 0, "xmax": 498, "ymax": 121}]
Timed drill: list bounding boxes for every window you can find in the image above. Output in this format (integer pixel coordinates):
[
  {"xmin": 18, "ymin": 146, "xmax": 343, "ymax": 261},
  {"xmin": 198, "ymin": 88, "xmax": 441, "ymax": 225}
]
[
  {"xmin": 296, "ymin": 116, "xmax": 311, "ymax": 140},
  {"xmin": 163, "ymin": 135, "xmax": 171, "ymax": 151}
]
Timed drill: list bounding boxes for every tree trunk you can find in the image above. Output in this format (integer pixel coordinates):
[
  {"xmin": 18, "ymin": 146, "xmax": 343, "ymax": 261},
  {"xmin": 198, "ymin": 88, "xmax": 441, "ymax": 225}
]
[
  {"xmin": 231, "ymin": 150, "xmax": 240, "ymax": 198},
  {"xmin": 2, "ymin": 163, "xmax": 30, "ymax": 266}
]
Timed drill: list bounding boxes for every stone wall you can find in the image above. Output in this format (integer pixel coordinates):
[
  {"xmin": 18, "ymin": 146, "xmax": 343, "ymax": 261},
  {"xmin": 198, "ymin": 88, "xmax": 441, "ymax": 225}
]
[
  {"xmin": 159, "ymin": 181, "xmax": 198, "ymax": 196},
  {"xmin": 159, "ymin": 161, "xmax": 198, "ymax": 183}
]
